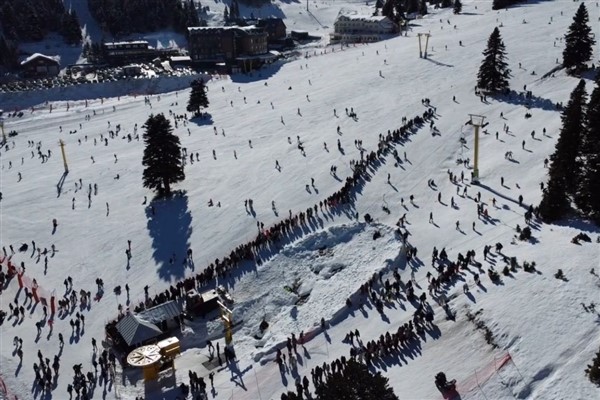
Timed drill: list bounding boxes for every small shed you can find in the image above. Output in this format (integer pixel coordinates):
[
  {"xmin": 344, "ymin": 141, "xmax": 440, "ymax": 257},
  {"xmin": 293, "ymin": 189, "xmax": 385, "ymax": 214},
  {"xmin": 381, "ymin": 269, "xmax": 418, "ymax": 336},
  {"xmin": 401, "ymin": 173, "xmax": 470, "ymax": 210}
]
[
  {"xmin": 20, "ymin": 53, "xmax": 60, "ymax": 77},
  {"xmin": 137, "ymin": 300, "xmax": 183, "ymax": 331},
  {"xmin": 169, "ymin": 56, "xmax": 192, "ymax": 69},
  {"xmin": 157, "ymin": 336, "xmax": 181, "ymax": 360},
  {"xmin": 185, "ymin": 289, "xmax": 220, "ymax": 316},
  {"xmin": 116, "ymin": 313, "xmax": 163, "ymax": 350}
]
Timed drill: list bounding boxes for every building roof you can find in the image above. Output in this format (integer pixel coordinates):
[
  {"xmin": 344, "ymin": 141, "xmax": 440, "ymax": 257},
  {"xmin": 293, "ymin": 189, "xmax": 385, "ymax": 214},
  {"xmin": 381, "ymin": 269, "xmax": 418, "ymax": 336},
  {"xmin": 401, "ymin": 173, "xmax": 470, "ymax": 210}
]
[
  {"xmin": 170, "ymin": 56, "xmax": 192, "ymax": 62},
  {"xmin": 137, "ymin": 300, "xmax": 182, "ymax": 325},
  {"xmin": 20, "ymin": 53, "xmax": 60, "ymax": 66},
  {"xmin": 188, "ymin": 25, "xmax": 263, "ymax": 35},
  {"xmin": 337, "ymin": 14, "xmax": 390, "ymax": 22},
  {"xmin": 256, "ymin": 18, "xmax": 286, "ymax": 28},
  {"xmin": 116, "ymin": 313, "xmax": 163, "ymax": 346},
  {"xmin": 104, "ymin": 40, "xmax": 149, "ymax": 47}
]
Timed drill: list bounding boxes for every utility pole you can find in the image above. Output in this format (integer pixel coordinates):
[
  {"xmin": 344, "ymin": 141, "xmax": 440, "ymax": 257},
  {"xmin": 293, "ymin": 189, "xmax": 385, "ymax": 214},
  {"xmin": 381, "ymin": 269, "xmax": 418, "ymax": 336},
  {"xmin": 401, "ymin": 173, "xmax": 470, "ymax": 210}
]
[
  {"xmin": 418, "ymin": 33, "xmax": 431, "ymax": 59},
  {"xmin": 465, "ymin": 114, "xmax": 488, "ymax": 183},
  {"xmin": 0, "ymin": 115, "xmax": 6, "ymax": 143},
  {"xmin": 218, "ymin": 300, "xmax": 234, "ymax": 346},
  {"xmin": 59, "ymin": 139, "xmax": 69, "ymax": 173}
]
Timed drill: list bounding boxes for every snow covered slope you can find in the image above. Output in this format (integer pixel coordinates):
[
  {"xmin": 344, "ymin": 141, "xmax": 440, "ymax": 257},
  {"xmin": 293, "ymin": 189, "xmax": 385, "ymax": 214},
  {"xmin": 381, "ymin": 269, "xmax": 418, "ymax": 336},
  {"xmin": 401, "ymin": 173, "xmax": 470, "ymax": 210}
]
[{"xmin": 1, "ymin": 1, "xmax": 599, "ymax": 400}]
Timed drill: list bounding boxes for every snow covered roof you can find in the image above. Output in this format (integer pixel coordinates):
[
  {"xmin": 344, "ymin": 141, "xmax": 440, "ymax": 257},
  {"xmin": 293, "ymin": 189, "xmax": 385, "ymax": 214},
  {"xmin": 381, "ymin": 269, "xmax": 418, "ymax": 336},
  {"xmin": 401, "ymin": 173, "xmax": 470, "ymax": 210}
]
[
  {"xmin": 136, "ymin": 300, "xmax": 182, "ymax": 325},
  {"xmin": 170, "ymin": 56, "xmax": 191, "ymax": 62},
  {"xmin": 20, "ymin": 53, "xmax": 60, "ymax": 66},
  {"xmin": 337, "ymin": 14, "xmax": 390, "ymax": 22},
  {"xmin": 188, "ymin": 25, "xmax": 261, "ymax": 34},
  {"xmin": 116, "ymin": 313, "xmax": 163, "ymax": 346},
  {"xmin": 105, "ymin": 40, "xmax": 149, "ymax": 47}
]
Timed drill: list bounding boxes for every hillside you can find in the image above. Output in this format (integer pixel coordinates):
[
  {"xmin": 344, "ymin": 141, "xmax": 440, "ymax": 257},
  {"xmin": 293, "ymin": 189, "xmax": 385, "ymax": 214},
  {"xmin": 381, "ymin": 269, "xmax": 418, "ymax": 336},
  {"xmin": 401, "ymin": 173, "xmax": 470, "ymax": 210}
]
[{"xmin": 1, "ymin": 1, "xmax": 599, "ymax": 400}]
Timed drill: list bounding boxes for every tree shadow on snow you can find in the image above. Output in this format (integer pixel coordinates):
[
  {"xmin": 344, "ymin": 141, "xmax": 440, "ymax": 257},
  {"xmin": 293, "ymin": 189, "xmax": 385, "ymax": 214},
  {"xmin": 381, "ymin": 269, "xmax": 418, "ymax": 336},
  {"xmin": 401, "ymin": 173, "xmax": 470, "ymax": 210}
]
[
  {"xmin": 492, "ymin": 89, "xmax": 558, "ymax": 112},
  {"xmin": 189, "ymin": 112, "xmax": 213, "ymax": 126},
  {"xmin": 146, "ymin": 191, "xmax": 193, "ymax": 282},
  {"xmin": 552, "ymin": 217, "xmax": 600, "ymax": 234},
  {"xmin": 230, "ymin": 61, "xmax": 285, "ymax": 83}
]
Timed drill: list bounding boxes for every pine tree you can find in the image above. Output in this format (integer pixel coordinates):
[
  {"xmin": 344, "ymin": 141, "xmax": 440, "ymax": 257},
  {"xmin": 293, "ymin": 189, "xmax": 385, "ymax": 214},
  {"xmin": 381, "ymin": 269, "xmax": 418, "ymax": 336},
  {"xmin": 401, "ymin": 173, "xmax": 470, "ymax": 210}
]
[
  {"xmin": 142, "ymin": 114, "xmax": 185, "ymax": 197},
  {"xmin": 453, "ymin": 0, "xmax": 462, "ymax": 14},
  {"xmin": 61, "ymin": 10, "xmax": 82, "ymax": 44},
  {"xmin": 492, "ymin": 0, "xmax": 508, "ymax": 9},
  {"xmin": 187, "ymin": 79, "xmax": 210, "ymax": 117},
  {"xmin": 441, "ymin": 0, "xmax": 452, "ymax": 8},
  {"xmin": 185, "ymin": 0, "xmax": 200, "ymax": 28},
  {"xmin": 539, "ymin": 80, "xmax": 587, "ymax": 222},
  {"xmin": 575, "ymin": 73, "xmax": 600, "ymax": 223},
  {"xmin": 314, "ymin": 359, "xmax": 399, "ymax": 400},
  {"xmin": 401, "ymin": 0, "xmax": 419, "ymax": 14},
  {"xmin": 492, "ymin": 0, "xmax": 525, "ymax": 10},
  {"xmin": 393, "ymin": 0, "xmax": 404, "ymax": 22},
  {"xmin": 562, "ymin": 3, "xmax": 595, "ymax": 74},
  {"xmin": 538, "ymin": 172, "xmax": 571, "ymax": 223},
  {"xmin": 224, "ymin": 6, "xmax": 230, "ymax": 21},
  {"xmin": 0, "ymin": 35, "xmax": 18, "ymax": 68},
  {"xmin": 230, "ymin": 0, "xmax": 239, "ymax": 19},
  {"xmin": 419, "ymin": 0, "xmax": 428, "ymax": 15},
  {"xmin": 381, "ymin": 0, "xmax": 395, "ymax": 21},
  {"xmin": 586, "ymin": 348, "xmax": 600, "ymax": 386},
  {"xmin": 477, "ymin": 27, "xmax": 511, "ymax": 93}
]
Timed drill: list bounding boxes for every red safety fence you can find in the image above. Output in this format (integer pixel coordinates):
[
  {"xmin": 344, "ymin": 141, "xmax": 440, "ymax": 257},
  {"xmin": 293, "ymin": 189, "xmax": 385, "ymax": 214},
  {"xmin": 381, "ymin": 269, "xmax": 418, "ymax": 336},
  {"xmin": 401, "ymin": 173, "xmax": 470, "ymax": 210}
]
[
  {"xmin": 0, "ymin": 374, "xmax": 19, "ymax": 400},
  {"xmin": 456, "ymin": 352, "xmax": 512, "ymax": 393},
  {"xmin": 0, "ymin": 256, "xmax": 56, "ymax": 314}
]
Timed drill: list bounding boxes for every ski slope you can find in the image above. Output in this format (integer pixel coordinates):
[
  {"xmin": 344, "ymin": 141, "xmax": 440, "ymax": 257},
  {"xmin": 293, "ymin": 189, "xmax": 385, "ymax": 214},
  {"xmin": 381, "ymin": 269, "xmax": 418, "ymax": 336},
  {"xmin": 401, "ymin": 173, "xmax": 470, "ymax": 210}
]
[{"xmin": 1, "ymin": 1, "xmax": 600, "ymax": 399}]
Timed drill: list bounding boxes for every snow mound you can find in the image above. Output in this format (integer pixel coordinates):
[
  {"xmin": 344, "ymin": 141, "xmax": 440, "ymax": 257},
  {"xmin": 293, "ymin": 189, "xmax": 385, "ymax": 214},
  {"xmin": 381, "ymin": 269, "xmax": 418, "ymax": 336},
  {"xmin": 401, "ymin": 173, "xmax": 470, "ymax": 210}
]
[{"xmin": 231, "ymin": 222, "xmax": 404, "ymax": 358}]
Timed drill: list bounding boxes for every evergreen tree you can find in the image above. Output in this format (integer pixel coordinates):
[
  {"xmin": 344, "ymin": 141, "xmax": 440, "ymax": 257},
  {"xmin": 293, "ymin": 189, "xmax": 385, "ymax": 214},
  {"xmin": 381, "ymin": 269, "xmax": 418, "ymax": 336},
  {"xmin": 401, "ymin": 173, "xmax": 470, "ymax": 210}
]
[
  {"xmin": 441, "ymin": 0, "xmax": 452, "ymax": 8},
  {"xmin": 586, "ymin": 347, "xmax": 600, "ymax": 386},
  {"xmin": 538, "ymin": 171, "xmax": 571, "ymax": 223},
  {"xmin": 539, "ymin": 80, "xmax": 587, "ymax": 222},
  {"xmin": 224, "ymin": 6, "xmax": 230, "ymax": 21},
  {"xmin": 477, "ymin": 27, "xmax": 511, "ymax": 93},
  {"xmin": 401, "ymin": 0, "xmax": 419, "ymax": 14},
  {"xmin": 61, "ymin": 10, "xmax": 82, "ymax": 44},
  {"xmin": 419, "ymin": 0, "xmax": 428, "ymax": 15},
  {"xmin": 453, "ymin": 0, "xmax": 462, "ymax": 14},
  {"xmin": 230, "ymin": 0, "xmax": 240, "ymax": 19},
  {"xmin": 185, "ymin": 0, "xmax": 200, "ymax": 28},
  {"xmin": 0, "ymin": 35, "xmax": 18, "ymax": 68},
  {"xmin": 142, "ymin": 114, "xmax": 185, "ymax": 197},
  {"xmin": 492, "ymin": 0, "xmax": 526, "ymax": 10},
  {"xmin": 575, "ymin": 74, "xmax": 600, "ymax": 223},
  {"xmin": 187, "ymin": 79, "xmax": 210, "ymax": 117},
  {"xmin": 393, "ymin": 0, "xmax": 404, "ymax": 22},
  {"xmin": 492, "ymin": 0, "xmax": 508, "ymax": 9},
  {"xmin": 314, "ymin": 359, "xmax": 399, "ymax": 400},
  {"xmin": 381, "ymin": 0, "xmax": 395, "ymax": 21},
  {"xmin": 562, "ymin": 3, "xmax": 595, "ymax": 74}
]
